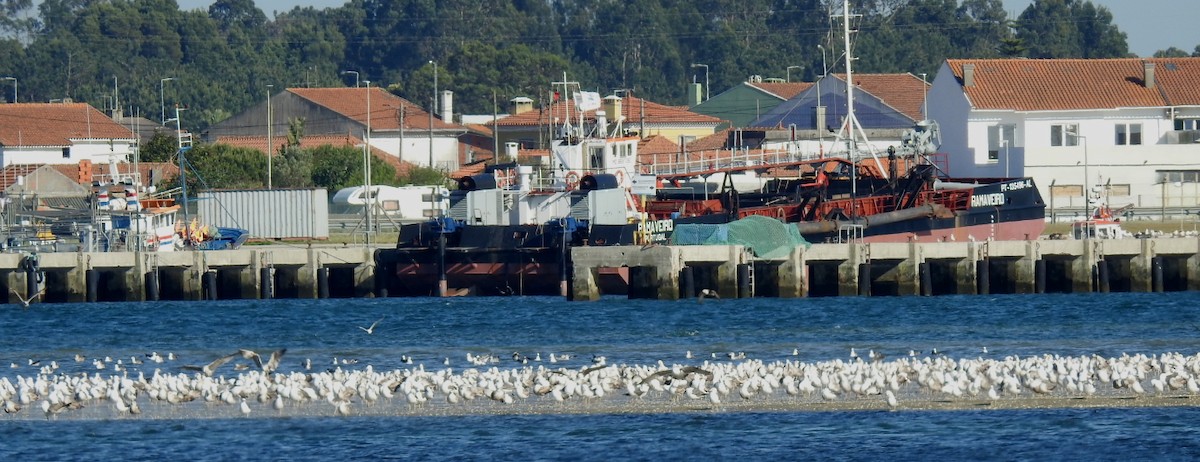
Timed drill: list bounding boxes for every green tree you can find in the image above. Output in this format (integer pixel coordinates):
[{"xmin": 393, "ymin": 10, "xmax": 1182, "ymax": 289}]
[
  {"xmin": 140, "ymin": 131, "xmax": 179, "ymax": 163},
  {"xmin": 403, "ymin": 165, "xmax": 449, "ymax": 187},
  {"xmin": 175, "ymin": 143, "xmax": 268, "ymax": 191},
  {"xmin": 309, "ymin": 145, "xmax": 395, "ymax": 192},
  {"xmin": 1015, "ymin": 0, "xmax": 1127, "ymax": 58},
  {"xmin": 1154, "ymin": 47, "xmax": 1190, "ymax": 58}
]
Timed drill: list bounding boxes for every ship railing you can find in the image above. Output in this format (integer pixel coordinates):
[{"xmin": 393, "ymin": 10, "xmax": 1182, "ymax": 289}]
[{"xmin": 644, "ymin": 145, "xmax": 825, "ymax": 176}]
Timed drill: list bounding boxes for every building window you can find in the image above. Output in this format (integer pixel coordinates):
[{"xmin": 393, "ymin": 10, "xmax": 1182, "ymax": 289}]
[
  {"xmin": 1115, "ymin": 123, "xmax": 1142, "ymax": 145},
  {"xmin": 1050, "ymin": 124, "xmax": 1079, "ymax": 147},
  {"xmin": 1158, "ymin": 170, "xmax": 1200, "ymax": 184},
  {"xmin": 987, "ymin": 124, "xmax": 1015, "ymax": 161},
  {"xmin": 1174, "ymin": 119, "xmax": 1199, "ymax": 131},
  {"xmin": 62, "ymin": 147, "xmax": 70, "ymax": 159},
  {"xmin": 1050, "ymin": 184, "xmax": 1081, "ymax": 198}
]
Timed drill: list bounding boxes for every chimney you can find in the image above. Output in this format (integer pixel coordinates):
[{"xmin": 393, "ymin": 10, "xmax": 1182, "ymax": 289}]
[
  {"xmin": 603, "ymin": 95, "xmax": 622, "ymax": 124},
  {"xmin": 78, "ymin": 159, "xmax": 93, "ymax": 185},
  {"xmin": 686, "ymin": 82, "xmax": 702, "ymax": 107},
  {"xmin": 510, "ymin": 97, "xmax": 533, "ymax": 115},
  {"xmin": 1144, "ymin": 62, "xmax": 1156, "ymax": 89},
  {"xmin": 962, "ymin": 63, "xmax": 976, "ymax": 87},
  {"xmin": 439, "ymin": 90, "xmax": 453, "ymax": 123}
]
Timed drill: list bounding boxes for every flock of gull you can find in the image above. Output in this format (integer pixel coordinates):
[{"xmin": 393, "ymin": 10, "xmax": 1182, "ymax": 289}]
[{"xmin": 4, "ymin": 347, "xmax": 1200, "ymax": 419}]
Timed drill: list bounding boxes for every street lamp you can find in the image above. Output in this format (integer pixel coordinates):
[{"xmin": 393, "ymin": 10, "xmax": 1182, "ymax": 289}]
[
  {"xmin": 817, "ymin": 44, "xmax": 828, "ymax": 77},
  {"xmin": 364, "ymin": 80, "xmax": 373, "ymax": 244},
  {"xmin": 429, "ymin": 60, "xmax": 438, "ymax": 115},
  {"xmin": 159, "ymin": 77, "xmax": 175, "ymax": 125},
  {"xmin": 690, "ymin": 63, "xmax": 709, "ymax": 101},
  {"xmin": 786, "ymin": 65, "xmax": 802, "ymax": 83},
  {"xmin": 1067, "ymin": 129, "xmax": 1089, "ymax": 213},
  {"xmin": 266, "ymin": 84, "xmax": 273, "ymax": 189},
  {"xmin": 340, "ymin": 70, "xmax": 359, "ymax": 88},
  {"xmin": 1, "ymin": 77, "xmax": 14, "ymax": 103}
]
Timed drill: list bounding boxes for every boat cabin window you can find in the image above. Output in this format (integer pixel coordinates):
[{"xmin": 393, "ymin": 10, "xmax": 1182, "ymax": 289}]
[{"xmin": 589, "ymin": 146, "xmax": 604, "ymax": 170}]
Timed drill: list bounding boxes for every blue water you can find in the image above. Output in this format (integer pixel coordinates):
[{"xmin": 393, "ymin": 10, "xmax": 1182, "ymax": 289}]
[{"xmin": 5, "ymin": 292, "xmax": 1200, "ymax": 460}]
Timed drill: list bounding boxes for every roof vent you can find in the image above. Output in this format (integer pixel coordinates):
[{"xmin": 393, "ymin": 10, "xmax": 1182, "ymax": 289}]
[
  {"xmin": 1144, "ymin": 62, "xmax": 1156, "ymax": 89},
  {"xmin": 962, "ymin": 64, "xmax": 976, "ymax": 87}
]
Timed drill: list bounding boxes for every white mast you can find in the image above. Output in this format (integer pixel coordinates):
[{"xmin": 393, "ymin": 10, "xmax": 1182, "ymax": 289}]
[{"xmin": 834, "ymin": 0, "xmax": 887, "ymax": 180}]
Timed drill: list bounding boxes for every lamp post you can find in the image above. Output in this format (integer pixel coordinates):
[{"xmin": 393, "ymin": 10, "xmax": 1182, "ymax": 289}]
[
  {"xmin": 266, "ymin": 84, "xmax": 273, "ymax": 189},
  {"xmin": 690, "ymin": 63, "xmax": 709, "ymax": 101},
  {"xmin": 1, "ymin": 77, "xmax": 14, "ymax": 103},
  {"xmin": 340, "ymin": 70, "xmax": 359, "ymax": 88},
  {"xmin": 364, "ymin": 80, "xmax": 372, "ymax": 244},
  {"xmin": 817, "ymin": 44, "xmax": 828, "ymax": 76},
  {"xmin": 786, "ymin": 65, "xmax": 802, "ymax": 83},
  {"xmin": 1001, "ymin": 138, "xmax": 1009, "ymax": 178},
  {"xmin": 159, "ymin": 77, "xmax": 175, "ymax": 125},
  {"xmin": 429, "ymin": 60, "xmax": 438, "ymax": 116},
  {"xmin": 1068, "ymin": 129, "xmax": 1089, "ymax": 213}
]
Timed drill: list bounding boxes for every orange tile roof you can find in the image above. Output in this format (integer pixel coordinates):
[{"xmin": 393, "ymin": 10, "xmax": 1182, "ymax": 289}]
[
  {"xmin": 493, "ymin": 95, "xmax": 722, "ymax": 127},
  {"xmin": 214, "ymin": 134, "xmax": 414, "ymax": 179},
  {"xmin": 0, "ymin": 103, "xmax": 137, "ymax": 147},
  {"xmin": 687, "ymin": 129, "xmax": 733, "ymax": 151},
  {"xmin": 944, "ymin": 58, "xmax": 1199, "ymax": 111},
  {"xmin": 1148, "ymin": 58, "xmax": 1200, "ymax": 106},
  {"xmin": 287, "ymin": 88, "xmax": 465, "ymax": 132},
  {"xmin": 748, "ymin": 82, "xmax": 813, "ymax": 100},
  {"xmin": 449, "ymin": 161, "xmax": 488, "ymax": 179},
  {"xmin": 842, "ymin": 73, "xmax": 929, "ymax": 121}
]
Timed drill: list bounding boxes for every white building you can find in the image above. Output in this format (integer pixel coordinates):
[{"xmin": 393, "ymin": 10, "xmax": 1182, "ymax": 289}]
[
  {"xmin": 928, "ymin": 58, "xmax": 1200, "ymax": 217},
  {"xmin": 0, "ymin": 103, "xmax": 137, "ymax": 167}
]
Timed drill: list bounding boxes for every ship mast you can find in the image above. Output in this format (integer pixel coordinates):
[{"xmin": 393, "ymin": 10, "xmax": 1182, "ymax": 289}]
[{"xmin": 834, "ymin": 0, "xmax": 887, "ymax": 181}]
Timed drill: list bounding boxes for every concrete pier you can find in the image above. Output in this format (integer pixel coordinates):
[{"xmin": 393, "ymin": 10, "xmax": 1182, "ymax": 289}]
[
  {"xmin": 4, "ymin": 237, "xmax": 1200, "ymax": 305},
  {"xmin": 2, "ymin": 245, "xmax": 378, "ymax": 305},
  {"xmin": 569, "ymin": 237, "xmax": 1200, "ymax": 300}
]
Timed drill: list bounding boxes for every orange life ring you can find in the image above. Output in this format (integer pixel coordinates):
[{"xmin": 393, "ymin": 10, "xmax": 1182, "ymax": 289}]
[
  {"xmin": 565, "ymin": 171, "xmax": 580, "ymax": 190},
  {"xmin": 776, "ymin": 207, "xmax": 786, "ymax": 220},
  {"xmin": 615, "ymin": 169, "xmax": 626, "ymax": 186}
]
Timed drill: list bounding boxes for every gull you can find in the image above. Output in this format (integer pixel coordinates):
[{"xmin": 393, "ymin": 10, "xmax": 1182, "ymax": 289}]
[
  {"xmin": 697, "ymin": 289, "xmax": 720, "ymax": 300},
  {"xmin": 240, "ymin": 398, "xmax": 251, "ymax": 416},
  {"xmin": 181, "ymin": 352, "xmax": 239, "ymax": 377},
  {"xmin": 10, "ymin": 288, "xmax": 42, "ymax": 309},
  {"xmin": 237, "ymin": 348, "xmax": 288, "ymax": 374},
  {"xmin": 359, "ymin": 317, "xmax": 384, "ymax": 335}
]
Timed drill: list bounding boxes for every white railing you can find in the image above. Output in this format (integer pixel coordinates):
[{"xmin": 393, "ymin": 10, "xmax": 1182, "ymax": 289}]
[{"xmin": 644, "ymin": 146, "xmax": 828, "ymax": 176}]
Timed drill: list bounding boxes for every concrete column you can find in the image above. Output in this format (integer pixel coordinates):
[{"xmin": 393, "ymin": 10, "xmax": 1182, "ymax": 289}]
[
  {"xmin": 1013, "ymin": 240, "xmax": 1038, "ymax": 294},
  {"xmin": 777, "ymin": 245, "xmax": 807, "ymax": 298},
  {"xmin": 185, "ymin": 250, "xmax": 206, "ymax": 300},
  {"xmin": 952, "ymin": 243, "xmax": 977, "ymax": 294},
  {"xmin": 897, "ymin": 241, "xmax": 920, "ymax": 295},
  {"xmin": 836, "ymin": 244, "xmax": 861, "ymax": 296},
  {"xmin": 1187, "ymin": 248, "xmax": 1200, "ymax": 292},
  {"xmin": 1129, "ymin": 238, "xmax": 1153, "ymax": 292},
  {"xmin": 127, "ymin": 252, "xmax": 146, "ymax": 301},
  {"xmin": 298, "ymin": 245, "xmax": 318, "ymax": 298},
  {"xmin": 62, "ymin": 253, "xmax": 86, "ymax": 302},
  {"xmin": 352, "ymin": 247, "xmax": 376, "ymax": 297},
  {"xmin": 715, "ymin": 246, "xmax": 740, "ymax": 299}
]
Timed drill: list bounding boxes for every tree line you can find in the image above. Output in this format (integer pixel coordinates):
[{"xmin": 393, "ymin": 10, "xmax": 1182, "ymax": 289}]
[{"xmin": 0, "ymin": 0, "xmax": 1155, "ymax": 190}]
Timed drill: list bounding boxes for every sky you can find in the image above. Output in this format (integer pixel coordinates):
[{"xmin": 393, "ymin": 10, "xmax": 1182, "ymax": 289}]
[{"xmin": 173, "ymin": 0, "xmax": 1199, "ymax": 58}]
